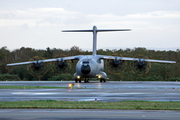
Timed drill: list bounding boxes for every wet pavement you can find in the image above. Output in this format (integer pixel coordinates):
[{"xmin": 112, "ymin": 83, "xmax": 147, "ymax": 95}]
[
  {"xmin": 0, "ymin": 81, "xmax": 179, "ymax": 102},
  {"xmin": 0, "ymin": 81, "xmax": 180, "ymax": 120},
  {"xmin": 0, "ymin": 109, "xmax": 180, "ymax": 120}
]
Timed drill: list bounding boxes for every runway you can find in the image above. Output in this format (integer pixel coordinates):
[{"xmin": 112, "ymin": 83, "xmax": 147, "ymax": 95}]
[
  {"xmin": 0, "ymin": 81, "xmax": 180, "ymax": 102},
  {"xmin": 0, "ymin": 109, "xmax": 180, "ymax": 120},
  {"xmin": 0, "ymin": 81, "xmax": 180, "ymax": 120}
]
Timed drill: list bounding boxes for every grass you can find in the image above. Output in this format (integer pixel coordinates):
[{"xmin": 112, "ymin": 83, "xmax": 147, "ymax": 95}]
[{"xmin": 0, "ymin": 100, "xmax": 180, "ymax": 110}]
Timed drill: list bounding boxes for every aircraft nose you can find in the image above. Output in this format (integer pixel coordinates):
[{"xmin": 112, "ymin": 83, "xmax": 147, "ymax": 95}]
[{"xmin": 81, "ymin": 65, "xmax": 91, "ymax": 74}]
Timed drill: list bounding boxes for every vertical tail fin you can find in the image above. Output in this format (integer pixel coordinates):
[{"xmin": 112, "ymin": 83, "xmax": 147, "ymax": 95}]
[{"xmin": 62, "ymin": 26, "xmax": 131, "ymax": 55}]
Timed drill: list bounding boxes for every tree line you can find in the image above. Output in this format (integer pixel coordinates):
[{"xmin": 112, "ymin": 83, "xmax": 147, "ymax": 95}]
[{"xmin": 0, "ymin": 46, "xmax": 179, "ymax": 81}]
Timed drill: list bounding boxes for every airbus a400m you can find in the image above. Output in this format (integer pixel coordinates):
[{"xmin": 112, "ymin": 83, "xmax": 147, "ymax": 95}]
[{"xmin": 7, "ymin": 26, "xmax": 176, "ymax": 83}]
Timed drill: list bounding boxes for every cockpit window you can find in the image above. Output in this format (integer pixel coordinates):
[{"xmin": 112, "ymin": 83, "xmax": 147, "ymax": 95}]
[
  {"xmin": 83, "ymin": 61, "xmax": 89, "ymax": 64},
  {"xmin": 82, "ymin": 59, "xmax": 90, "ymax": 64}
]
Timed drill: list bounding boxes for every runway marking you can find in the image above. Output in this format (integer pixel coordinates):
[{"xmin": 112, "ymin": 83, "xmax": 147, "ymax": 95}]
[
  {"xmin": 77, "ymin": 99, "xmax": 103, "ymax": 101},
  {"xmin": 11, "ymin": 92, "xmax": 146, "ymax": 95},
  {"xmin": 12, "ymin": 92, "xmax": 60, "ymax": 95}
]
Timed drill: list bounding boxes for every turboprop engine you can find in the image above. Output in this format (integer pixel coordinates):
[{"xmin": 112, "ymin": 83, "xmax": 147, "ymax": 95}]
[
  {"xmin": 32, "ymin": 61, "xmax": 43, "ymax": 70},
  {"xmin": 107, "ymin": 57, "xmax": 126, "ymax": 74},
  {"xmin": 27, "ymin": 56, "xmax": 48, "ymax": 76},
  {"xmin": 131, "ymin": 58, "xmax": 151, "ymax": 75},
  {"xmin": 53, "ymin": 58, "xmax": 71, "ymax": 74}
]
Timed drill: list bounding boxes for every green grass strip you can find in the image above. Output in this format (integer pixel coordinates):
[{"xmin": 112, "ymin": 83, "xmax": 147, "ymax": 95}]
[{"xmin": 0, "ymin": 100, "xmax": 180, "ymax": 110}]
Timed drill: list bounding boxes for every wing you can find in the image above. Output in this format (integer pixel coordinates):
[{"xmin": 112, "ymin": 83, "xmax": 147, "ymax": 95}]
[
  {"xmin": 98, "ymin": 55, "xmax": 176, "ymax": 63},
  {"xmin": 6, "ymin": 55, "xmax": 83, "ymax": 66}
]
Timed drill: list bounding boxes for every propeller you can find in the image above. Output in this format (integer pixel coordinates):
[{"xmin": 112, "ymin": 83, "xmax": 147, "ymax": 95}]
[
  {"xmin": 52, "ymin": 58, "xmax": 72, "ymax": 74},
  {"xmin": 136, "ymin": 59, "xmax": 145, "ymax": 70},
  {"xmin": 33, "ymin": 61, "xmax": 43, "ymax": 70},
  {"xmin": 113, "ymin": 57, "xmax": 120, "ymax": 67},
  {"xmin": 107, "ymin": 57, "xmax": 126, "ymax": 74},
  {"xmin": 57, "ymin": 58, "xmax": 65, "ymax": 68},
  {"xmin": 130, "ymin": 55, "xmax": 151, "ymax": 75},
  {"xmin": 26, "ymin": 56, "xmax": 48, "ymax": 77}
]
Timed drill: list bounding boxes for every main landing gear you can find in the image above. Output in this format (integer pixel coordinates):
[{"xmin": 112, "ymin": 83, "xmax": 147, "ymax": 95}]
[
  {"xmin": 75, "ymin": 79, "xmax": 81, "ymax": 83},
  {"xmin": 75, "ymin": 78, "xmax": 106, "ymax": 83},
  {"xmin": 100, "ymin": 79, "xmax": 106, "ymax": 83},
  {"xmin": 75, "ymin": 78, "xmax": 89, "ymax": 83}
]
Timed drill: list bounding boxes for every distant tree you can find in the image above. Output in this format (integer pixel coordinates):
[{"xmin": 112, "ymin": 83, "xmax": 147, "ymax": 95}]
[
  {"xmin": 44, "ymin": 47, "xmax": 53, "ymax": 58},
  {"xmin": 0, "ymin": 46, "xmax": 10, "ymax": 62},
  {"xmin": 0, "ymin": 63, "xmax": 8, "ymax": 74},
  {"xmin": 69, "ymin": 46, "xmax": 82, "ymax": 55},
  {"xmin": 10, "ymin": 66, "xmax": 29, "ymax": 80}
]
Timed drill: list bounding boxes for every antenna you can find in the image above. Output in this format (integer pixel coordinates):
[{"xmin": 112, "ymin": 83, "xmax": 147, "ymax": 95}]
[{"xmin": 62, "ymin": 26, "xmax": 131, "ymax": 55}]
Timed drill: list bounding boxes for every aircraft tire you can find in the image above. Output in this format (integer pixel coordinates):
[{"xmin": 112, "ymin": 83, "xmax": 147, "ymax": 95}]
[
  {"xmin": 75, "ymin": 80, "xmax": 78, "ymax": 83},
  {"xmin": 85, "ymin": 78, "xmax": 89, "ymax": 83},
  {"xmin": 79, "ymin": 80, "xmax": 81, "ymax": 83}
]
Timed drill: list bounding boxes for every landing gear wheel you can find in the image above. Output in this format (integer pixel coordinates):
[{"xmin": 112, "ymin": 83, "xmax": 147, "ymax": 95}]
[
  {"xmin": 100, "ymin": 79, "xmax": 106, "ymax": 83},
  {"xmin": 75, "ymin": 80, "xmax": 78, "ymax": 83},
  {"xmin": 84, "ymin": 79, "xmax": 87, "ymax": 83},
  {"xmin": 79, "ymin": 80, "xmax": 81, "ymax": 83},
  {"xmin": 84, "ymin": 78, "xmax": 89, "ymax": 83}
]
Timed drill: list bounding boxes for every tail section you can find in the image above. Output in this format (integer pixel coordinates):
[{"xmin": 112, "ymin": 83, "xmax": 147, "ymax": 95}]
[{"xmin": 62, "ymin": 26, "xmax": 131, "ymax": 55}]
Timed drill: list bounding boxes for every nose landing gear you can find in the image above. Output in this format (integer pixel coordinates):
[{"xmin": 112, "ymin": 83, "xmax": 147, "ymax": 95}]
[{"xmin": 84, "ymin": 78, "xmax": 89, "ymax": 83}]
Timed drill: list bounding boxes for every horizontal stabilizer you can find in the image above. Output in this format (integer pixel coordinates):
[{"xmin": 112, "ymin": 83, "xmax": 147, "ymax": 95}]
[
  {"xmin": 97, "ymin": 29, "xmax": 131, "ymax": 32},
  {"xmin": 62, "ymin": 26, "xmax": 131, "ymax": 55},
  {"xmin": 62, "ymin": 30, "xmax": 93, "ymax": 32},
  {"xmin": 62, "ymin": 29, "xmax": 131, "ymax": 32}
]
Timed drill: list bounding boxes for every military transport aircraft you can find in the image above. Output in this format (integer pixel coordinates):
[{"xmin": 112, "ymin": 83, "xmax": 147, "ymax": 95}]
[{"xmin": 7, "ymin": 26, "xmax": 176, "ymax": 83}]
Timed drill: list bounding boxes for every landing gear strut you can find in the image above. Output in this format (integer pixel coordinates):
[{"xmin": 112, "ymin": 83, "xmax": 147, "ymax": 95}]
[
  {"xmin": 84, "ymin": 78, "xmax": 89, "ymax": 83},
  {"xmin": 75, "ymin": 79, "xmax": 81, "ymax": 83},
  {"xmin": 100, "ymin": 79, "xmax": 106, "ymax": 83}
]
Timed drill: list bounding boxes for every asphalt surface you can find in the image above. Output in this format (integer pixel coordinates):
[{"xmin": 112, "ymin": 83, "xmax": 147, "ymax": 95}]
[
  {"xmin": 0, "ymin": 81, "xmax": 180, "ymax": 102},
  {"xmin": 0, "ymin": 109, "xmax": 180, "ymax": 120},
  {"xmin": 0, "ymin": 81, "xmax": 180, "ymax": 120}
]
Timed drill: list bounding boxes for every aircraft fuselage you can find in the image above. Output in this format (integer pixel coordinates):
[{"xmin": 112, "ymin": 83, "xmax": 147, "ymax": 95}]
[{"xmin": 74, "ymin": 55, "xmax": 107, "ymax": 82}]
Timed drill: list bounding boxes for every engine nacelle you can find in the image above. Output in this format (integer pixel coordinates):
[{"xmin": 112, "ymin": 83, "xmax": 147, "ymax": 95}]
[
  {"xmin": 57, "ymin": 59, "xmax": 65, "ymax": 68},
  {"xmin": 112, "ymin": 59, "xmax": 121, "ymax": 67},
  {"xmin": 107, "ymin": 58, "xmax": 126, "ymax": 74},
  {"xmin": 131, "ymin": 59, "xmax": 151, "ymax": 75},
  {"xmin": 33, "ymin": 61, "xmax": 43, "ymax": 70},
  {"xmin": 53, "ymin": 58, "xmax": 71, "ymax": 74},
  {"xmin": 136, "ymin": 59, "xmax": 145, "ymax": 70},
  {"xmin": 27, "ymin": 56, "xmax": 47, "ymax": 77}
]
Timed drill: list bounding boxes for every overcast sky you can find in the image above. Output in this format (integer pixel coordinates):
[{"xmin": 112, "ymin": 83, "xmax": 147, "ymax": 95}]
[{"xmin": 0, "ymin": 0, "xmax": 180, "ymax": 51}]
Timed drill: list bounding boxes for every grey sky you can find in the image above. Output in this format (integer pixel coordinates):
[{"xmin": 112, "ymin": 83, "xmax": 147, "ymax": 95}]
[{"xmin": 0, "ymin": 0, "xmax": 180, "ymax": 51}]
